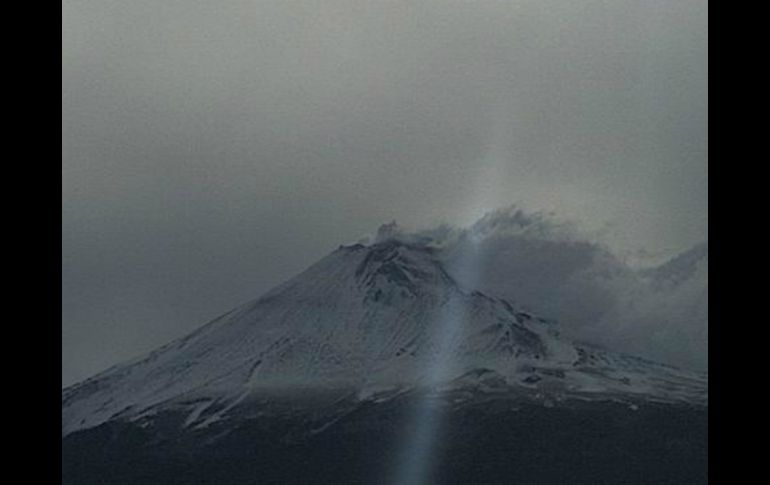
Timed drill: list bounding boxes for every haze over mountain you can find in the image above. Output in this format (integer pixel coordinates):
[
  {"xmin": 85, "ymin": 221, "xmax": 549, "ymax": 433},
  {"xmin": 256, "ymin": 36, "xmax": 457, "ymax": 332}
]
[{"xmin": 62, "ymin": 0, "xmax": 708, "ymax": 389}]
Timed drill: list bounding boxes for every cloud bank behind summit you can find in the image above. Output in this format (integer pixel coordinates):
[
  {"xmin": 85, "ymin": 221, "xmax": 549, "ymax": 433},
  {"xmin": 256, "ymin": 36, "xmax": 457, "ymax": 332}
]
[{"xmin": 360, "ymin": 207, "xmax": 707, "ymax": 372}]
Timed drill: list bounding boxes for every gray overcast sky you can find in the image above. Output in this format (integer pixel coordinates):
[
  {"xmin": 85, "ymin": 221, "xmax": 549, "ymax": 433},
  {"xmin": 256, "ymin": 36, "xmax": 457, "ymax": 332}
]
[{"xmin": 62, "ymin": 0, "xmax": 707, "ymax": 386}]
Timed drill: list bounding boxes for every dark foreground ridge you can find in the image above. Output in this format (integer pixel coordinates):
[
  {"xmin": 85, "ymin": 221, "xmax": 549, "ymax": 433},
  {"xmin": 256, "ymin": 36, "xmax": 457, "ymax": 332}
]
[{"xmin": 63, "ymin": 390, "xmax": 707, "ymax": 485}]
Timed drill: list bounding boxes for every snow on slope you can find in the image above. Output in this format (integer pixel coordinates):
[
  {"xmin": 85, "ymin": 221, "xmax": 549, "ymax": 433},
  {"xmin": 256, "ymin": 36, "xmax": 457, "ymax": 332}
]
[{"xmin": 62, "ymin": 239, "xmax": 707, "ymax": 437}]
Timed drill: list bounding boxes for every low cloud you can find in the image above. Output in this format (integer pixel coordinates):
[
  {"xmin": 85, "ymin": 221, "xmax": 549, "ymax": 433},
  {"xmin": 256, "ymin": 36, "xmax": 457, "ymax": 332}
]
[{"xmin": 372, "ymin": 207, "xmax": 708, "ymax": 372}]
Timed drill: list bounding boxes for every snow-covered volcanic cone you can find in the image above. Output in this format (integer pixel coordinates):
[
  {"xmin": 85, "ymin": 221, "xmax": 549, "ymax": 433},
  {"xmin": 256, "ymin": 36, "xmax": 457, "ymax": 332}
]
[{"xmin": 63, "ymin": 238, "xmax": 706, "ymax": 437}]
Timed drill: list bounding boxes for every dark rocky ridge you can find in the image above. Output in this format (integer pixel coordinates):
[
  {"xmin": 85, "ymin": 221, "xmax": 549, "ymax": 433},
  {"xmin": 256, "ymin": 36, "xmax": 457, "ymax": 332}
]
[{"xmin": 63, "ymin": 389, "xmax": 707, "ymax": 485}]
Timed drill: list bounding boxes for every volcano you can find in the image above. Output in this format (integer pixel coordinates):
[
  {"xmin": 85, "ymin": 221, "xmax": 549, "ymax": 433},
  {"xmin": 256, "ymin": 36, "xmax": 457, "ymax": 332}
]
[{"xmin": 62, "ymin": 237, "xmax": 708, "ymax": 484}]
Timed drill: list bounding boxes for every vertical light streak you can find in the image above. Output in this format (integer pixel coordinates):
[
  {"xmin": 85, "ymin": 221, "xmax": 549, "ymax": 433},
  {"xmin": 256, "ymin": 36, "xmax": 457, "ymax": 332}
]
[
  {"xmin": 390, "ymin": 116, "xmax": 508, "ymax": 485},
  {"xmin": 390, "ymin": 247, "xmax": 481, "ymax": 485}
]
